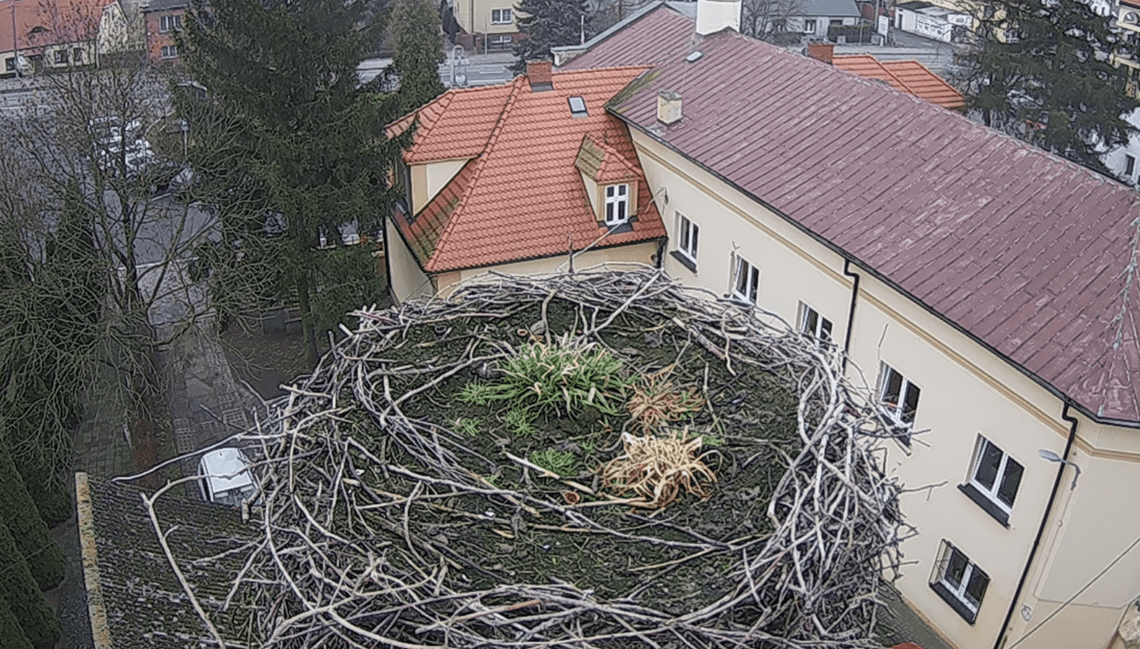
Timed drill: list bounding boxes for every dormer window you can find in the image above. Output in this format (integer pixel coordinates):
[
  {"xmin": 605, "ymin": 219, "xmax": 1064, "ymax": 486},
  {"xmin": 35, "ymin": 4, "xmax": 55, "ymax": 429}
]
[{"xmin": 604, "ymin": 184, "xmax": 629, "ymax": 225}]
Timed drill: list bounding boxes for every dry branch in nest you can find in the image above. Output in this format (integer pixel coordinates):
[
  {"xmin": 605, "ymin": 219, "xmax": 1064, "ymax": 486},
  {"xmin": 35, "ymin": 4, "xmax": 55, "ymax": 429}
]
[{"xmin": 124, "ymin": 268, "xmax": 914, "ymax": 649}]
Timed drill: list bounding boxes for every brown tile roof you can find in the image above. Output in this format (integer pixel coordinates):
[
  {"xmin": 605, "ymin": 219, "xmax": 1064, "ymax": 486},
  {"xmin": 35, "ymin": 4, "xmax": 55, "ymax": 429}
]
[
  {"xmin": 390, "ymin": 68, "xmax": 667, "ymax": 274},
  {"xmin": 564, "ymin": 6, "xmax": 1140, "ymax": 423}
]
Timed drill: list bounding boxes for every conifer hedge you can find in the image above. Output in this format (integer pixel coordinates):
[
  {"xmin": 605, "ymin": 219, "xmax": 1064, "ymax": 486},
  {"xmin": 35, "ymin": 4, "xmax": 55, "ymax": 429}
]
[
  {"xmin": 0, "ymin": 519, "xmax": 61, "ymax": 649},
  {"xmin": 0, "ymin": 439, "xmax": 65, "ymax": 590},
  {"xmin": 0, "ymin": 595, "xmax": 34, "ymax": 649}
]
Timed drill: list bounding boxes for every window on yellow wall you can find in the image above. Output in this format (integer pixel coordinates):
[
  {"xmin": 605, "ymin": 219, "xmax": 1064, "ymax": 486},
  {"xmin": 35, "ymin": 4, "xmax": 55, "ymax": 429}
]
[
  {"xmin": 798, "ymin": 302, "xmax": 832, "ymax": 343},
  {"xmin": 732, "ymin": 255, "xmax": 759, "ymax": 304},
  {"xmin": 959, "ymin": 436, "xmax": 1023, "ymax": 526},
  {"xmin": 878, "ymin": 362, "xmax": 919, "ymax": 444},
  {"xmin": 930, "ymin": 540, "xmax": 989, "ymax": 624}
]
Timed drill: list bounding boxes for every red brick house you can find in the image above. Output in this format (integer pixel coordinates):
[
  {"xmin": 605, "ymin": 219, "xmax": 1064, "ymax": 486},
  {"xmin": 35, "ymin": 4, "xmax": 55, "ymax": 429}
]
[{"xmin": 142, "ymin": 0, "xmax": 189, "ymax": 65}]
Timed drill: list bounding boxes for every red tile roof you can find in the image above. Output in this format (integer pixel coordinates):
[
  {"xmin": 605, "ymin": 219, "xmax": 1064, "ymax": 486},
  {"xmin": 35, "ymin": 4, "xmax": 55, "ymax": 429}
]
[
  {"xmin": 833, "ymin": 54, "xmax": 910, "ymax": 92},
  {"xmin": 564, "ymin": 5, "xmax": 1140, "ymax": 424},
  {"xmin": 880, "ymin": 59, "xmax": 966, "ymax": 110},
  {"xmin": 1, "ymin": 0, "xmax": 112, "ymax": 53},
  {"xmin": 389, "ymin": 67, "xmax": 667, "ymax": 274}
]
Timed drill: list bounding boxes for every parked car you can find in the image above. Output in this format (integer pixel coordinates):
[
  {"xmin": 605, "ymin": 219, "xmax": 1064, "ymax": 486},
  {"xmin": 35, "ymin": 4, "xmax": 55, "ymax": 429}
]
[{"xmin": 197, "ymin": 447, "xmax": 257, "ymax": 507}]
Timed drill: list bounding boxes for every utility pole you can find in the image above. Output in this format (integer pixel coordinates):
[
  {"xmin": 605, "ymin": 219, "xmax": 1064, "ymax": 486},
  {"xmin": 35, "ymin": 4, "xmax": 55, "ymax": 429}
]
[{"xmin": 7, "ymin": 0, "xmax": 18, "ymax": 77}]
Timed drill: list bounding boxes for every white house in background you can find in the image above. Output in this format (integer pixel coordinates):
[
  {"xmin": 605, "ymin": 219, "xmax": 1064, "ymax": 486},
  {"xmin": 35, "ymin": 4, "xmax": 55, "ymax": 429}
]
[
  {"xmin": 894, "ymin": 1, "xmax": 972, "ymax": 43},
  {"xmin": 1101, "ymin": 109, "xmax": 1140, "ymax": 188},
  {"xmin": 785, "ymin": 0, "xmax": 860, "ymax": 38}
]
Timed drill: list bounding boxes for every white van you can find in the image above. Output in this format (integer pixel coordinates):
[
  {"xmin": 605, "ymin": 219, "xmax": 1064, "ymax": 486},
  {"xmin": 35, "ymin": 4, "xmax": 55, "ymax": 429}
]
[{"xmin": 197, "ymin": 448, "xmax": 257, "ymax": 507}]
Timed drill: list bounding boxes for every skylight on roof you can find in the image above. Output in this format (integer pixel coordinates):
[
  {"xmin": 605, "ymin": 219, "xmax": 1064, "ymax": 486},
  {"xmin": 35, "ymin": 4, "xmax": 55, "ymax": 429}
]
[
  {"xmin": 568, "ymin": 96, "xmax": 588, "ymax": 117},
  {"xmin": 685, "ymin": 51, "xmax": 703, "ymax": 63}
]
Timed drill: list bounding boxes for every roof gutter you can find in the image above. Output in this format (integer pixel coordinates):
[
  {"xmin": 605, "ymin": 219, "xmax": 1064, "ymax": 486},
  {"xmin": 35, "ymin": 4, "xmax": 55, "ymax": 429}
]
[
  {"xmin": 994, "ymin": 403, "xmax": 1079, "ymax": 649},
  {"xmin": 610, "ymin": 106, "xmax": 1140, "ymax": 430}
]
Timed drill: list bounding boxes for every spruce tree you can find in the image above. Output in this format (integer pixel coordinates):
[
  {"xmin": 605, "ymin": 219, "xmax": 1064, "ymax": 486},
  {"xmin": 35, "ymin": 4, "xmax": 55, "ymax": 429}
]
[
  {"xmin": 390, "ymin": 0, "xmax": 446, "ymax": 114},
  {"xmin": 959, "ymin": 0, "xmax": 1140, "ymax": 175},
  {"xmin": 0, "ymin": 436, "xmax": 65, "ymax": 590},
  {"xmin": 0, "ymin": 518, "xmax": 60, "ymax": 649},
  {"xmin": 0, "ymin": 595, "xmax": 34, "ymax": 649},
  {"xmin": 511, "ymin": 0, "xmax": 590, "ymax": 73},
  {"xmin": 181, "ymin": 0, "xmax": 405, "ymax": 366}
]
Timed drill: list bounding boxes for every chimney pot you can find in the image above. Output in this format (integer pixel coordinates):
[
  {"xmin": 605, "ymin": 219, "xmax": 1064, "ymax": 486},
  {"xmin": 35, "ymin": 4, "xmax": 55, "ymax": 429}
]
[
  {"xmin": 806, "ymin": 40, "xmax": 835, "ymax": 65},
  {"xmin": 657, "ymin": 91, "xmax": 682, "ymax": 126},
  {"xmin": 526, "ymin": 60, "xmax": 553, "ymax": 91}
]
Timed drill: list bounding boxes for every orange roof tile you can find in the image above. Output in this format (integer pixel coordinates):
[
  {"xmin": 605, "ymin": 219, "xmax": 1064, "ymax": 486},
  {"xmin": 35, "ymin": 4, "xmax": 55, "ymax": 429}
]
[
  {"xmin": 574, "ymin": 133, "xmax": 640, "ymax": 184},
  {"xmin": 881, "ymin": 60, "xmax": 966, "ymax": 110},
  {"xmin": 1, "ymin": 0, "xmax": 112, "ymax": 53},
  {"xmin": 390, "ymin": 67, "xmax": 667, "ymax": 274},
  {"xmin": 387, "ymin": 83, "xmax": 516, "ymax": 164},
  {"xmin": 833, "ymin": 54, "xmax": 910, "ymax": 92},
  {"xmin": 833, "ymin": 55, "xmax": 965, "ymax": 110}
]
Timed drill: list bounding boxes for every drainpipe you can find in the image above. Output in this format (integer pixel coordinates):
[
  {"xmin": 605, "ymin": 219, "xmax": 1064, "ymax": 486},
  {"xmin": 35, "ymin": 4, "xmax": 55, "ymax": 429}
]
[
  {"xmin": 993, "ymin": 403, "xmax": 1079, "ymax": 649},
  {"xmin": 842, "ymin": 258, "xmax": 861, "ymax": 372}
]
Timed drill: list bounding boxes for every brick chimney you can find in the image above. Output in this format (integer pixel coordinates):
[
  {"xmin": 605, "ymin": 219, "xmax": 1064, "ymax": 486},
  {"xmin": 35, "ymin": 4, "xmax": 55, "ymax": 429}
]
[
  {"xmin": 527, "ymin": 60, "xmax": 553, "ymax": 92},
  {"xmin": 806, "ymin": 41, "xmax": 834, "ymax": 65},
  {"xmin": 657, "ymin": 91, "xmax": 682, "ymax": 125}
]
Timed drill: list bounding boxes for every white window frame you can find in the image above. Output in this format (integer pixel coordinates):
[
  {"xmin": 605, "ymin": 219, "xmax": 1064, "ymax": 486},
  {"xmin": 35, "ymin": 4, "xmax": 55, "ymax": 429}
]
[
  {"xmin": 932, "ymin": 541, "xmax": 989, "ymax": 622},
  {"xmin": 968, "ymin": 437, "xmax": 1023, "ymax": 513},
  {"xmin": 604, "ymin": 183, "xmax": 629, "ymax": 226},
  {"xmin": 878, "ymin": 363, "xmax": 920, "ymax": 430},
  {"xmin": 798, "ymin": 302, "xmax": 833, "ymax": 342},
  {"xmin": 161, "ymin": 44, "xmax": 180, "ymax": 59},
  {"xmin": 491, "ymin": 8, "xmax": 512, "ymax": 23},
  {"xmin": 732, "ymin": 255, "xmax": 760, "ymax": 304},
  {"xmin": 1127, "ymin": 154, "xmax": 1136, "ymax": 178},
  {"xmin": 53, "ymin": 49, "xmax": 69, "ymax": 64},
  {"xmin": 160, "ymin": 14, "xmax": 182, "ymax": 33},
  {"xmin": 803, "ymin": 18, "xmax": 818, "ymax": 33},
  {"xmin": 676, "ymin": 213, "xmax": 698, "ymax": 262}
]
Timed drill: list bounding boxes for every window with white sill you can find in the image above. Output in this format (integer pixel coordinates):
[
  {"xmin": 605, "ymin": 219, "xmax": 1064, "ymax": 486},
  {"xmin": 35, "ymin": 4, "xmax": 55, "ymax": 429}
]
[
  {"xmin": 931, "ymin": 540, "xmax": 989, "ymax": 624},
  {"xmin": 961, "ymin": 436, "xmax": 1023, "ymax": 524},
  {"xmin": 732, "ymin": 256, "xmax": 759, "ymax": 304},
  {"xmin": 491, "ymin": 8, "xmax": 512, "ymax": 23},
  {"xmin": 798, "ymin": 302, "xmax": 832, "ymax": 342},
  {"xmin": 161, "ymin": 45, "xmax": 179, "ymax": 59},
  {"xmin": 878, "ymin": 363, "xmax": 919, "ymax": 436},
  {"xmin": 604, "ymin": 184, "xmax": 629, "ymax": 226},
  {"xmin": 676, "ymin": 213, "xmax": 698, "ymax": 265}
]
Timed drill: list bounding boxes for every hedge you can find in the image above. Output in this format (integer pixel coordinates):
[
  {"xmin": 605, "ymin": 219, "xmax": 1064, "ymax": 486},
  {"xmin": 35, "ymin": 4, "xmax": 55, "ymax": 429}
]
[
  {"xmin": 0, "ymin": 439, "xmax": 65, "ymax": 590},
  {"xmin": 0, "ymin": 595, "xmax": 34, "ymax": 649},
  {"xmin": 827, "ymin": 23, "xmax": 876, "ymax": 43},
  {"xmin": 0, "ymin": 519, "xmax": 61, "ymax": 649}
]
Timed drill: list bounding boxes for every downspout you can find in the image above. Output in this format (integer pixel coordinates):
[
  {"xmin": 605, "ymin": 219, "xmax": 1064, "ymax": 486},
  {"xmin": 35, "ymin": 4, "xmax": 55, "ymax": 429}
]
[
  {"xmin": 993, "ymin": 403, "xmax": 1079, "ymax": 649},
  {"xmin": 842, "ymin": 259, "xmax": 860, "ymax": 372}
]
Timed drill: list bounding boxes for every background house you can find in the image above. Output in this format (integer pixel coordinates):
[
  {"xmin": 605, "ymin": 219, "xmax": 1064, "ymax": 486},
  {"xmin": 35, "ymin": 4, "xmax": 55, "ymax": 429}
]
[
  {"xmin": 141, "ymin": 0, "xmax": 188, "ymax": 65},
  {"xmin": 785, "ymin": 0, "xmax": 860, "ymax": 38},
  {"xmin": 561, "ymin": 2, "xmax": 1140, "ymax": 649},
  {"xmin": 384, "ymin": 61, "xmax": 666, "ymax": 302},
  {"xmin": 1, "ymin": 0, "xmax": 132, "ymax": 75},
  {"xmin": 444, "ymin": 0, "xmax": 523, "ymax": 51},
  {"xmin": 804, "ymin": 43, "xmax": 966, "ymax": 110},
  {"xmin": 894, "ymin": 1, "xmax": 971, "ymax": 42}
]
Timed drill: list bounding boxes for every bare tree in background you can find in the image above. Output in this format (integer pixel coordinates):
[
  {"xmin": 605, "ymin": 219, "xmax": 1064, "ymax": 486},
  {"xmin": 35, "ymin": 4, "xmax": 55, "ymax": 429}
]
[
  {"xmin": 741, "ymin": 0, "xmax": 804, "ymax": 43},
  {"xmin": 0, "ymin": 3, "xmax": 221, "ymax": 487}
]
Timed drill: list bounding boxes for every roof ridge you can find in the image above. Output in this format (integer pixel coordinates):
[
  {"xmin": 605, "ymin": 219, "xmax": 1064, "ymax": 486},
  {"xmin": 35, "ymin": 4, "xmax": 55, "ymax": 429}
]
[
  {"xmin": 426, "ymin": 76, "xmax": 527, "ymax": 272},
  {"xmin": 592, "ymin": 131, "xmax": 641, "ymax": 179}
]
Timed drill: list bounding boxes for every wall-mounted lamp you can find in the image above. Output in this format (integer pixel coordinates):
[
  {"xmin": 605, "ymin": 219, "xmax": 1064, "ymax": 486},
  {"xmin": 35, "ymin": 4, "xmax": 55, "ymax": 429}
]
[{"xmin": 1038, "ymin": 449, "xmax": 1081, "ymax": 490}]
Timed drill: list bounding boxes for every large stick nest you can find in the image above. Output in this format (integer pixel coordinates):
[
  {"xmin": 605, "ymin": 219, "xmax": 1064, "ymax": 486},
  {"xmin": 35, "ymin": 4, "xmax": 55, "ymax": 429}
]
[{"xmin": 141, "ymin": 269, "xmax": 913, "ymax": 648}]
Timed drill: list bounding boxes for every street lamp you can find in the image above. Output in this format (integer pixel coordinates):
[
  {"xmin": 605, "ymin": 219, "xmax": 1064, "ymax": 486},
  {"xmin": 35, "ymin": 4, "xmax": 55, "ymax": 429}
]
[{"xmin": 1038, "ymin": 449, "xmax": 1082, "ymax": 490}]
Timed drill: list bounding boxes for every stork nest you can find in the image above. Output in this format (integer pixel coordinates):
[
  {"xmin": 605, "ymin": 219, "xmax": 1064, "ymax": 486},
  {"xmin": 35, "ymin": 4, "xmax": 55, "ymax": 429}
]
[{"xmin": 127, "ymin": 268, "xmax": 913, "ymax": 649}]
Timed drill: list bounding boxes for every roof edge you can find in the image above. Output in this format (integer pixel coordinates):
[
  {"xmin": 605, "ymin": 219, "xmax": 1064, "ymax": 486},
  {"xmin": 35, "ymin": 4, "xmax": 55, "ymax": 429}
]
[
  {"xmin": 610, "ymin": 106, "xmax": 1140, "ymax": 430},
  {"xmin": 552, "ymin": 2, "xmax": 682, "ymax": 65},
  {"xmin": 76, "ymin": 472, "xmax": 114, "ymax": 649},
  {"xmin": 425, "ymin": 233, "xmax": 667, "ymax": 275}
]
